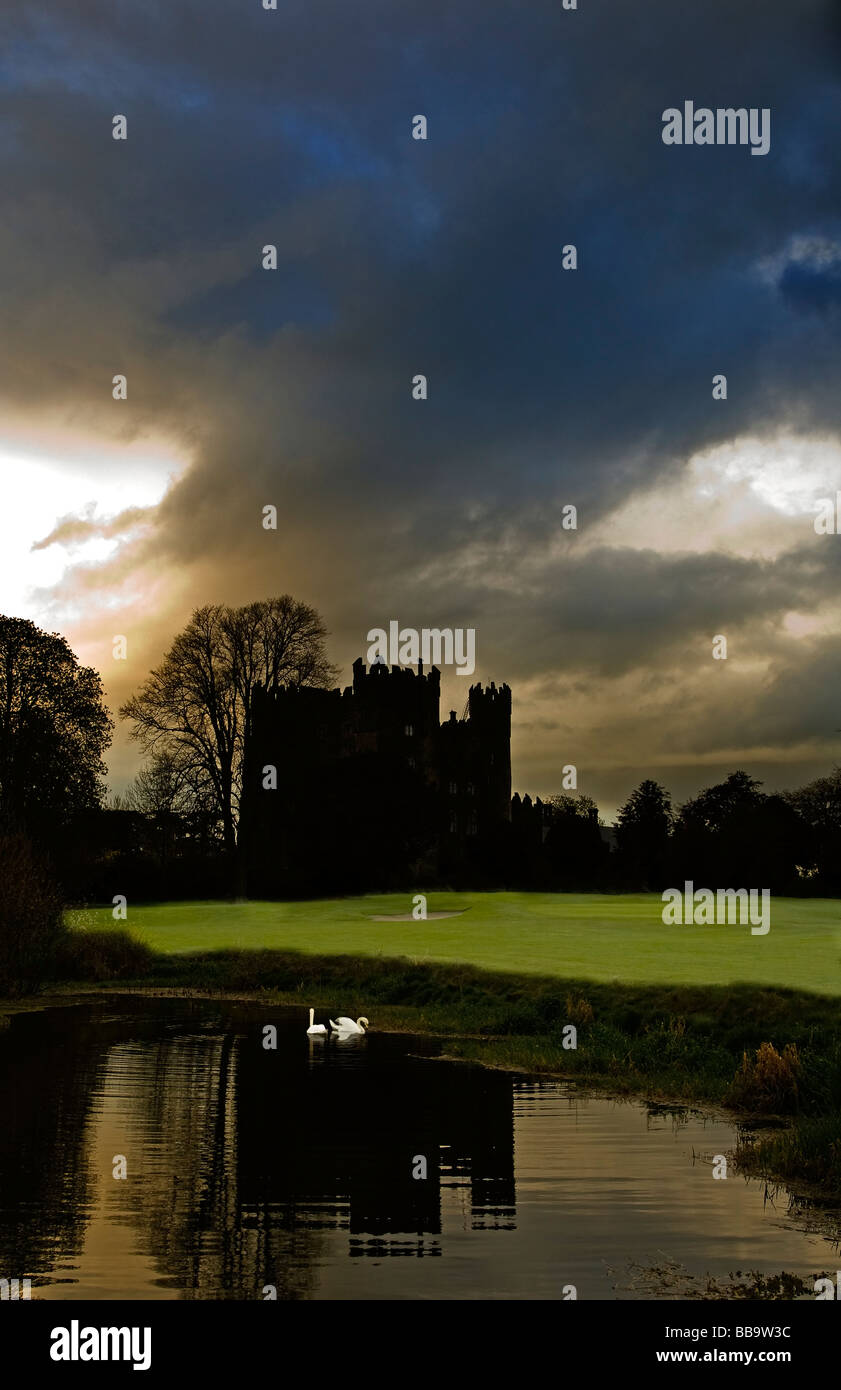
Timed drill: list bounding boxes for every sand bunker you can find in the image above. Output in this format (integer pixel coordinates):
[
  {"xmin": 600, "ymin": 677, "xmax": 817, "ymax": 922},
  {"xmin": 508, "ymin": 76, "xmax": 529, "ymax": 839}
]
[{"xmin": 371, "ymin": 910, "xmax": 468, "ymax": 922}]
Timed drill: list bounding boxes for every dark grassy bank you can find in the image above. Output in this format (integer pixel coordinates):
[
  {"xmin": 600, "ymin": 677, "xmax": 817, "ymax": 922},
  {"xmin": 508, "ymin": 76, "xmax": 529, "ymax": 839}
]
[{"xmin": 36, "ymin": 930, "xmax": 841, "ymax": 1202}]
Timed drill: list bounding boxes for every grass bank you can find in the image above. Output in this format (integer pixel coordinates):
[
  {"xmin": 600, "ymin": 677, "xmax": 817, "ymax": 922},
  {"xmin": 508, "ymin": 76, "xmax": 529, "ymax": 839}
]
[
  {"xmin": 67, "ymin": 891, "xmax": 841, "ymax": 994},
  {"xmin": 48, "ymin": 919, "xmax": 841, "ymax": 1204}
]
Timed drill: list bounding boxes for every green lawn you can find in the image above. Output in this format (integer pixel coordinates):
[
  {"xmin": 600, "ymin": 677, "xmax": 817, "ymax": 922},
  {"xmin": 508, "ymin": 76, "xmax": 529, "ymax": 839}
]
[{"xmin": 67, "ymin": 892, "xmax": 841, "ymax": 995}]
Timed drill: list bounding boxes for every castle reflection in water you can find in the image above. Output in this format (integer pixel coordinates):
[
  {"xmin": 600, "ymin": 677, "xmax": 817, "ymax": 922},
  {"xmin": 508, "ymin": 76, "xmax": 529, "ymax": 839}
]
[{"xmin": 0, "ymin": 997, "xmax": 516, "ymax": 1299}]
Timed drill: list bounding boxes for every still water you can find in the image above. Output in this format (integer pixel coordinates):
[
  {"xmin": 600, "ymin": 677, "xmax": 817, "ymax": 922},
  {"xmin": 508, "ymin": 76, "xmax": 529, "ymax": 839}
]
[{"xmin": 0, "ymin": 995, "xmax": 836, "ymax": 1300}]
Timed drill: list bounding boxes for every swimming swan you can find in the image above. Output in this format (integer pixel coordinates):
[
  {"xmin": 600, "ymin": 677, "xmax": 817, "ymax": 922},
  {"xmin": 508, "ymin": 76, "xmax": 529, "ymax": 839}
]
[
  {"xmin": 307, "ymin": 1008, "xmax": 328, "ymax": 1035},
  {"xmin": 329, "ymin": 1016, "xmax": 369, "ymax": 1034}
]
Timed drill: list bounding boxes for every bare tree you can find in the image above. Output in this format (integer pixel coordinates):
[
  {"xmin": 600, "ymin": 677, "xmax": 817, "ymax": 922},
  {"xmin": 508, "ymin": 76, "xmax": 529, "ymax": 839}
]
[
  {"xmin": 119, "ymin": 750, "xmax": 197, "ymax": 817},
  {"xmin": 120, "ymin": 597, "xmax": 337, "ymax": 865}
]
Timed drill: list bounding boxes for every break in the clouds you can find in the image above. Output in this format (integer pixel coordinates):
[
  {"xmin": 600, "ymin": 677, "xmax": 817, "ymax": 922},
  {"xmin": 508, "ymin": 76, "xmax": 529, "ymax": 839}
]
[{"xmin": 0, "ymin": 0, "xmax": 840, "ymax": 815}]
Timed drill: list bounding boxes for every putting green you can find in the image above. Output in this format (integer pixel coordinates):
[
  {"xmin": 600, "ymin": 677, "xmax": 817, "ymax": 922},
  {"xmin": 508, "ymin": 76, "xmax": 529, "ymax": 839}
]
[{"xmin": 67, "ymin": 892, "xmax": 841, "ymax": 996}]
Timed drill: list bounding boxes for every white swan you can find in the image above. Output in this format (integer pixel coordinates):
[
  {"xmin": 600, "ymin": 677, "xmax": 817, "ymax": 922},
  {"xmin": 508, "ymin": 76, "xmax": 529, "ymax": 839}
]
[
  {"xmin": 307, "ymin": 1008, "xmax": 328, "ymax": 1035},
  {"xmin": 329, "ymin": 1016, "xmax": 369, "ymax": 1035}
]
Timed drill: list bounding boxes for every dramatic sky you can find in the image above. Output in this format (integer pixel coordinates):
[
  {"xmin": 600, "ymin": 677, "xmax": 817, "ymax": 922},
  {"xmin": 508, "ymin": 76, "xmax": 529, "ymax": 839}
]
[{"xmin": 1, "ymin": 0, "xmax": 840, "ymax": 817}]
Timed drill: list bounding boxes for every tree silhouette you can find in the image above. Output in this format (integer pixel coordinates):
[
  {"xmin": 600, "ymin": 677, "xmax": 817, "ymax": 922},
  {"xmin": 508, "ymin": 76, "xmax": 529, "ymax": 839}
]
[
  {"xmin": 543, "ymin": 793, "xmax": 605, "ymax": 887},
  {"xmin": 120, "ymin": 597, "xmax": 337, "ymax": 877},
  {"xmin": 673, "ymin": 770, "xmax": 806, "ymax": 891},
  {"xmin": 0, "ymin": 615, "xmax": 112, "ymax": 841},
  {"xmin": 616, "ymin": 779, "xmax": 672, "ymax": 889},
  {"xmin": 783, "ymin": 767, "xmax": 841, "ymax": 890}
]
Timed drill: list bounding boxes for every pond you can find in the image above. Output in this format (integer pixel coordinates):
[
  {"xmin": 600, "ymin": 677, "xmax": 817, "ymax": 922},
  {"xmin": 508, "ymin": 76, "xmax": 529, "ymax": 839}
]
[{"xmin": 0, "ymin": 995, "xmax": 835, "ymax": 1300}]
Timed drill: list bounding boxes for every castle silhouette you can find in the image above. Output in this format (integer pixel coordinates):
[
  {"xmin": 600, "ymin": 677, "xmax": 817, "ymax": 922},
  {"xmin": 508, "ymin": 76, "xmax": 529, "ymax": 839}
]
[{"xmin": 242, "ymin": 657, "xmax": 523, "ymax": 894}]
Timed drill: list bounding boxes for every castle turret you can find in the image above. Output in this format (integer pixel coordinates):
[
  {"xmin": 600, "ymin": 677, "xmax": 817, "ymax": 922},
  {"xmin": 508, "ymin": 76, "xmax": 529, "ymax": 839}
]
[{"xmin": 467, "ymin": 681, "xmax": 512, "ymax": 823}]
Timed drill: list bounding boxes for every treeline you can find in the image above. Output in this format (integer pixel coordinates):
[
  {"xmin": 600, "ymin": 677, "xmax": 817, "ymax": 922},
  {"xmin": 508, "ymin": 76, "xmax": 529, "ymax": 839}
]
[
  {"xmin": 500, "ymin": 770, "xmax": 840, "ymax": 895},
  {"xmin": 73, "ymin": 764, "xmax": 840, "ymax": 900}
]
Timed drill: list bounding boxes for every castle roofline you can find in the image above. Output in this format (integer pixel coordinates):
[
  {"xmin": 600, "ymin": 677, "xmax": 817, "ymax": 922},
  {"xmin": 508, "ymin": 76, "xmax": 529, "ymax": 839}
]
[{"xmin": 352, "ymin": 656, "xmax": 441, "ymax": 683}]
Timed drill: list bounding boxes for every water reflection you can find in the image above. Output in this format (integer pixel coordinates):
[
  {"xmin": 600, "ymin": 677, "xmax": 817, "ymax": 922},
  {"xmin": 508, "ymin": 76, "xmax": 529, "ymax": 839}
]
[
  {"xmin": 237, "ymin": 1016, "xmax": 515, "ymax": 1261},
  {"xmin": 0, "ymin": 998, "xmax": 515, "ymax": 1298},
  {"xmin": 0, "ymin": 996, "xmax": 836, "ymax": 1300}
]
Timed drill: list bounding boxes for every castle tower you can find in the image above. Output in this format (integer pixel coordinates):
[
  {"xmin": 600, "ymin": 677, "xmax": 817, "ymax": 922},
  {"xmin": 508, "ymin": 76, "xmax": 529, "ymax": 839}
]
[{"xmin": 466, "ymin": 681, "xmax": 512, "ymax": 825}]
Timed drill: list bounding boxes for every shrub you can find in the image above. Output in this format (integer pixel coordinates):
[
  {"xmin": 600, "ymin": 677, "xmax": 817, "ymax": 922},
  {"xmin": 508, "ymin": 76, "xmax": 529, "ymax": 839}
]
[
  {"xmin": 565, "ymin": 993, "xmax": 595, "ymax": 1029},
  {"xmin": 0, "ymin": 833, "xmax": 67, "ymax": 994},
  {"xmin": 55, "ymin": 927, "xmax": 154, "ymax": 982},
  {"xmin": 726, "ymin": 1041, "xmax": 801, "ymax": 1114},
  {"xmin": 796, "ymin": 1044, "xmax": 841, "ymax": 1116}
]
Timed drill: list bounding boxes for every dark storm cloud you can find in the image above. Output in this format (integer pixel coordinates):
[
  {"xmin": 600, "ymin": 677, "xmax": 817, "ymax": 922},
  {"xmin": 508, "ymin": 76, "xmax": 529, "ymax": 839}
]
[
  {"xmin": 2, "ymin": 0, "xmax": 840, "ymax": 802},
  {"xmin": 377, "ymin": 539, "xmax": 841, "ymax": 681},
  {"xmin": 780, "ymin": 260, "xmax": 841, "ymax": 315}
]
